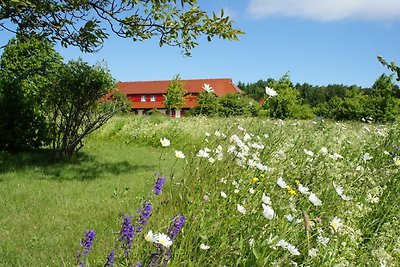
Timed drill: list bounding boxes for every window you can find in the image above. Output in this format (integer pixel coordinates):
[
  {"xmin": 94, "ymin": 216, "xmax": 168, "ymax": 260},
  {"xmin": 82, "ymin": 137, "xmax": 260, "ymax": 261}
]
[
  {"xmin": 150, "ymin": 95, "xmax": 156, "ymax": 102},
  {"xmin": 141, "ymin": 95, "xmax": 146, "ymax": 102}
]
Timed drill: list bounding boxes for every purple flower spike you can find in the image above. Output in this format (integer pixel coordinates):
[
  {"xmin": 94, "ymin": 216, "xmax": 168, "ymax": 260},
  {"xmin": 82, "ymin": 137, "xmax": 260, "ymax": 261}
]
[
  {"xmin": 162, "ymin": 249, "xmax": 171, "ymax": 266},
  {"xmin": 149, "ymin": 252, "xmax": 160, "ymax": 267},
  {"xmin": 136, "ymin": 202, "xmax": 152, "ymax": 233},
  {"xmin": 120, "ymin": 214, "xmax": 134, "ymax": 256},
  {"xmin": 135, "ymin": 260, "xmax": 143, "ymax": 267},
  {"xmin": 104, "ymin": 249, "xmax": 115, "ymax": 266},
  {"xmin": 167, "ymin": 214, "xmax": 186, "ymax": 241},
  {"xmin": 77, "ymin": 230, "xmax": 95, "ymax": 266},
  {"xmin": 153, "ymin": 174, "xmax": 166, "ymax": 195}
]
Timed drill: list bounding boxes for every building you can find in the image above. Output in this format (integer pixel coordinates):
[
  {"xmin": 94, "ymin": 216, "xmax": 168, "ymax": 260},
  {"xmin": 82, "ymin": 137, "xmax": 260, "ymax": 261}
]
[{"xmin": 116, "ymin": 78, "xmax": 241, "ymax": 117}]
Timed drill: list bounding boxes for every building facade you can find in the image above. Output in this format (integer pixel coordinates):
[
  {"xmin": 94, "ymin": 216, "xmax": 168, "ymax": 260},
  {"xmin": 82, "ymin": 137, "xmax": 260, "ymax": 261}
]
[{"xmin": 116, "ymin": 78, "xmax": 241, "ymax": 117}]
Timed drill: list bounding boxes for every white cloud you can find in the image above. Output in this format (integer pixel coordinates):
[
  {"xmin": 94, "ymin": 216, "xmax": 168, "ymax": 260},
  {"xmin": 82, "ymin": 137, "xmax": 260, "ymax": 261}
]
[{"xmin": 247, "ymin": 0, "xmax": 400, "ymax": 21}]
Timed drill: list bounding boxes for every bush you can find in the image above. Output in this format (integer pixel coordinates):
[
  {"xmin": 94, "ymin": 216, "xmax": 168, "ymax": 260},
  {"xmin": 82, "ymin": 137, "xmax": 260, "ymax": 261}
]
[
  {"xmin": 0, "ymin": 78, "xmax": 49, "ymax": 151},
  {"xmin": 47, "ymin": 60, "xmax": 130, "ymax": 159},
  {"xmin": 0, "ymin": 36, "xmax": 62, "ymax": 151}
]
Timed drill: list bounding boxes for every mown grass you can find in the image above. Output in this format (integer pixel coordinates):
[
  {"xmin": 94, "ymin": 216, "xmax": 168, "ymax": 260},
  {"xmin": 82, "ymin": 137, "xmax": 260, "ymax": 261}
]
[
  {"xmin": 1, "ymin": 115, "xmax": 400, "ymax": 266},
  {"xmin": 0, "ymin": 139, "xmax": 176, "ymax": 266}
]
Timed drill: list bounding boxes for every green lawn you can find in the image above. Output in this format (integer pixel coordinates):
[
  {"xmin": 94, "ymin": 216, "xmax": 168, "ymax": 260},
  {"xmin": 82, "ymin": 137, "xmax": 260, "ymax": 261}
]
[{"xmin": 0, "ymin": 139, "xmax": 165, "ymax": 266}]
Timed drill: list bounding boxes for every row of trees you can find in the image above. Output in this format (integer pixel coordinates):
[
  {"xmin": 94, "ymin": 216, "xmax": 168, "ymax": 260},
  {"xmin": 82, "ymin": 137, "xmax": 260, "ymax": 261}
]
[{"xmin": 236, "ymin": 70, "xmax": 400, "ymax": 121}]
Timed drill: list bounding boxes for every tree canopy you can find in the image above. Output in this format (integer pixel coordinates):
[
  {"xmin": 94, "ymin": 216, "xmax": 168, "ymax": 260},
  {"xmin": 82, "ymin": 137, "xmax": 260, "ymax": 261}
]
[
  {"xmin": 0, "ymin": 36, "xmax": 63, "ymax": 151},
  {"xmin": 1, "ymin": 0, "xmax": 243, "ymax": 54},
  {"xmin": 163, "ymin": 75, "xmax": 187, "ymax": 112}
]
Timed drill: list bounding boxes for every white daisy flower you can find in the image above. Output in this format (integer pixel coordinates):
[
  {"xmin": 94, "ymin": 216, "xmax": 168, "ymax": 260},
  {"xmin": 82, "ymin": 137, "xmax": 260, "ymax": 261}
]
[
  {"xmin": 356, "ymin": 165, "xmax": 364, "ymax": 171},
  {"xmin": 309, "ymin": 193, "xmax": 322, "ymax": 206},
  {"xmin": 298, "ymin": 183, "xmax": 310, "ymax": 195},
  {"xmin": 174, "ymin": 150, "xmax": 185, "ymax": 159},
  {"xmin": 317, "ymin": 235, "xmax": 329, "ymax": 246},
  {"xmin": 202, "ymin": 83, "xmax": 214, "ymax": 93},
  {"xmin": 304, "ymin": 149, "xmax": 314, "ymax": 157},
  {"xmin": 319, "ymin": 147, "xmax": 328, "ymax": 155},
  {"xmin": 145, "ymin": 230, "xmax": 155, "ymax": 242},
  {"xmin": 333, "ymin": 181, "xmax": 352, "ymax": 201},
  {"xmin": 287, "ymin": 244, "xmax": 300, "ymax": 256},
  {"xmin": 262, "ymin": 203, "xmax": 274, "ymax": 220},
  {"xmin": 155, "ymin": 233, "xmax": 173, "ymax": 248},
  {"xmin": 265, "ymin": 86, "xmax": 278, "ymax": 97},
  {"xmin": 367, "ymin": 193, "xmax": 379, "ymax": 203},
  {"xmin": 200, "ymin": 243, "xmax": 210, "ymax": 250},
  {"xmin": 309, "ymin": 248, "xmax": 319, "ymax": 257},
  {"xmin": 262, "ymin": 193, "xmax": 272, "ymax": 205},
  {"xmin": 330, "ymin": 217, "xmax": 343, "ymax": 232},
  {"xmin": 363, "ymin": 153, "xmax": 373, "ymax": 161},
  {"xmin": 160, "ymin": 137, "xmax": 170, "ymax": 147},
  {"xmin": 237, "ymin": 204, "xmax": 246, "ymax": 214},
  {"xmin": 277, "ymin": 177, "xmax": 288, "ymax": 189},
  {"xmin": 276, "ymin": 239, "xmax": 289, "ymax": 248},
  {"xmin": 249, "ymin": 238, "xmax": 255, "ymax": 246},
  {"xmin": 330, "ymin": 153, "xmax": 344, "ymax": 160},
  {"xmin": 286, "ymin": 214, "xmax": 295, "ymax": 222},
  {"xmin": 197, "ymin": 149, "xmax": 210, "ymax": 158},
  {"xmin": 243, "ymin": 133, "xmax": 251, "ymax": 141}
]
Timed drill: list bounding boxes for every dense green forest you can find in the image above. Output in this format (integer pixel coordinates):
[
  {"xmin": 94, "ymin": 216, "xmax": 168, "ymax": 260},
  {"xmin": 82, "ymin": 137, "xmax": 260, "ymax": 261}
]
[{"xmin": 236, "ymin": 72, "xmax": 400, "ymax": 121}]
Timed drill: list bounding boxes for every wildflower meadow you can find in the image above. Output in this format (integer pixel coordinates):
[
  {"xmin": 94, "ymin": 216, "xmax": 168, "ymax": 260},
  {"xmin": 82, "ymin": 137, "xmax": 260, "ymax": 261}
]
[{"xmin": 1, "ymin": 116, "xmax": 400, "ymax": 266}]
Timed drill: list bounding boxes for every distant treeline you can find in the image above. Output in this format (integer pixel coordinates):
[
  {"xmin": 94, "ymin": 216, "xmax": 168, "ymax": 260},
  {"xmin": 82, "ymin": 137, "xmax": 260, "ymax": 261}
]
[{"xmin": 236, "ymin": 73, "xmax": 400, "ymax": 121}]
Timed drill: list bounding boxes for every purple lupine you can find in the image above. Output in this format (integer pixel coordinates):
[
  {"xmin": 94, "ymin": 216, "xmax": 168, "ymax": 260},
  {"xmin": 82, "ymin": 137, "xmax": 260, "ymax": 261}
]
[
  {"xmin": 153, "ymin": 173, "xmax": 166, "ymax": 195},
  {"xmin": 104, "ymin": 249, "xmax": 115, "ymax": 267},
  {"xmin": 162, "ymin": 249, "xmax": 171, "ymax": 266},
  {"xmin": 167, "ymin": 214, "xmax": 186, "ymax": 241},
  {"xmin": 120, "ymin": 214, "xmax": 134, "ymax": 256},
  {"xmin": 135, "ymin": 260, "xmax": 143, "ymax": 267},
  {"xmin": 149, "ymin": 252, "xmax": 161, "ymax": 267},
  {"xmin": 76, "ymin": 230, "xmax": 96, "ymax": 266},
  {"xmin": 136, "ymin": 201, "xmax": 152, "ymax": 233}
]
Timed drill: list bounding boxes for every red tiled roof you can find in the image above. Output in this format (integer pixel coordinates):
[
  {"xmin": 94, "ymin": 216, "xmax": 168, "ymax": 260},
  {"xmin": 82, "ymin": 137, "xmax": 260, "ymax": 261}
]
[{"xmin": 116, "ymin": 78, "xmax": 241, "ymax": 97}]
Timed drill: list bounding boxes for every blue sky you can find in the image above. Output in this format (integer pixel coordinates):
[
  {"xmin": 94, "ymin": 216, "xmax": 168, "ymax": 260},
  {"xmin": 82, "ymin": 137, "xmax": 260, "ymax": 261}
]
[{"xmin": 4, "ymin": 0, "xmax": 400, "ymax": 87}]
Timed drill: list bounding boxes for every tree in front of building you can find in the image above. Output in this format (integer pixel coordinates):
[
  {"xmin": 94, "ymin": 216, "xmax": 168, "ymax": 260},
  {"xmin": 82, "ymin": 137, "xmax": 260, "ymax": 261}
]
[{"xmin": 163, "ymin": 75, "xmax": 187, "ymax": 116}]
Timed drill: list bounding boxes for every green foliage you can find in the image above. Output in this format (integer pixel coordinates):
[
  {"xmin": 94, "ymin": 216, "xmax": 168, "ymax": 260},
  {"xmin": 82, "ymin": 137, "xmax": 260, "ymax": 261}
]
[
  {"xmin": 191, "ymin": 91, "xmax": 221, "ymax": 116},
  {"xmin": 312, "ymin": 75, "xmax": 399, "ymax": 122},
  {"xmin": 267, "ymin": 74, "xmax": 315, "ymax": 119},
  {"xmin": 0, "ymin": 36, "xmax": 129, "ymax": 157},
  {"xmin": 191, "ymin": 92, "xmax": 260, "ymax": 117},
  {"xmin": 238, "ymin": 79, "xmax": 273, "ymax": 101},
  {"xmin": 378, "ymin": 55, "xmax": 400, "ymax": 81},
  {"xmin": 218, "ymin": 93, "xmax": 260, "ymax": 117},
  {"xmin": 371, "ymin": 74, "xmax": 395, "ymax": 97},
  {"xmin": 0, "ymin": 36, "xmax": 63, "ymax": 151},
  {"xmin": 240, "ymin": 70, "xmax": 400, "ymax": 121},
  {"xmin": 47, "ymin": 59, "xmax": 130, "ymax": 159},
  {"xmin": 163, "ymin": 75, "xmax": 187, "ymax": 112},
  {"xmin": 1, "ymin": 0, "xmax": 243, "ymax": 54}
]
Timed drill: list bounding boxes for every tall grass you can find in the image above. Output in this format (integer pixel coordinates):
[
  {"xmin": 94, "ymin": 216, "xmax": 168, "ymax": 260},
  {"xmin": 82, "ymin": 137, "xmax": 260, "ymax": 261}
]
[{"xmin": 1, "ymin": 116, "xmax": 399, "ymax": 266}]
